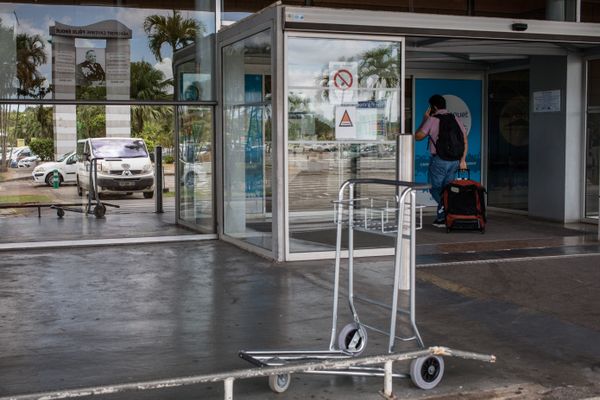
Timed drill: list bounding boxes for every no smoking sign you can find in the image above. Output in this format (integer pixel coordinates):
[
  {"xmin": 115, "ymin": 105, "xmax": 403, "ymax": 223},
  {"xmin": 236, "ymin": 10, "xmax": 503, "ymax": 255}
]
[{"xmin": 333, "ymin": 69, "xmax": 353, "ymax": 90}]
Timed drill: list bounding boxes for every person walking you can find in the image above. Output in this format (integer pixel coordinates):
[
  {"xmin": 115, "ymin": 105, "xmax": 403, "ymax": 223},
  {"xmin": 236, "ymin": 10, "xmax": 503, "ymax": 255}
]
[{"xmin": 414, "ymin": 94, "xmax": 468, "ymax": 227}]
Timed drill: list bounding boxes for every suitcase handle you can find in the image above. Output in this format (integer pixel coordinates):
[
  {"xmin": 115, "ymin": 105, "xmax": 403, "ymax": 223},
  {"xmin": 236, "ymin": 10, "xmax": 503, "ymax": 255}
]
[{"xmin": 457, "ymin": 168, "xmax": 470, "ymax": 180}]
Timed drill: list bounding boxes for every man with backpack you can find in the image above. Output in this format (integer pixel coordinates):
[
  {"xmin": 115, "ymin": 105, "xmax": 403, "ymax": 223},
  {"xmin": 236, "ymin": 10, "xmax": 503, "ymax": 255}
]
[{"xmin": 414, "ymin": 94, "xmax": 468, "ymax": 227}]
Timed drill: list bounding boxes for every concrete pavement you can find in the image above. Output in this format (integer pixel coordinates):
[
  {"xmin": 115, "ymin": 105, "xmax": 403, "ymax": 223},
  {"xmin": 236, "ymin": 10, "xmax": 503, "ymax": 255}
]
[{"xmin": 0, "ymin": 240, "xmax": 599, "ymax": 399}]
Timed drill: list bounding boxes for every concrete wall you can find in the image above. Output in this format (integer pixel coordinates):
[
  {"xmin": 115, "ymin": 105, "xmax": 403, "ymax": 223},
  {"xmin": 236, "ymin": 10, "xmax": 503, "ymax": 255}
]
[{"xmin": 529, "ymin": 55, "xmax": 584, "ymax": 222}]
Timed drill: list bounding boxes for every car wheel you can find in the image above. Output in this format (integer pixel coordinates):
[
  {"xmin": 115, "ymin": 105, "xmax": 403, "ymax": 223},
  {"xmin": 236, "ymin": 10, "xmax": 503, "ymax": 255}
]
[
  {"xmin": 143, "ymin": 191, "xmax": 154, "ymax": 199},
  {"xmin": 45, "ymin": 173, "xmax": 63, "ymax": 187}
]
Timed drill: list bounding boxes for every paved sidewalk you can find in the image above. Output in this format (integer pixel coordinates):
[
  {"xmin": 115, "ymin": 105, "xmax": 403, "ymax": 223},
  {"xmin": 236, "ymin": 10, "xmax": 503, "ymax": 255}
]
[{"xmin": 0, "ymin": 241, "xmax": 598, "ymax": 399}]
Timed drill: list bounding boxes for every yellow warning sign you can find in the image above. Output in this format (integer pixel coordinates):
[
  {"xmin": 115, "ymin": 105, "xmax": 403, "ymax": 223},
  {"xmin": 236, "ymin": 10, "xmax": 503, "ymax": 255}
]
[{"xmin": 339, "ymin": 110, "xmax": 353, "ymax": 127}]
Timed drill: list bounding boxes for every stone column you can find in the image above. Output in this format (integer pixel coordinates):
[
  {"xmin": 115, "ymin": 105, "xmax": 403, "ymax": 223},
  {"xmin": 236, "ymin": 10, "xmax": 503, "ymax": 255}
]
[
  {"xmin": 52, "ymin": 36, "xmax": 77, "ymax": 157},
  {"xmin": 105, "ymin": 38, "xmax": 130, "ymax": 137}
]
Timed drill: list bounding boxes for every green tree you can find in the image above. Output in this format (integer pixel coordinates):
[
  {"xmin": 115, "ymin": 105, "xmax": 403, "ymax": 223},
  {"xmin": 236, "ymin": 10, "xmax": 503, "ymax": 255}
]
[
  {"xmin": 130, "ymin": 61, "xmax": 173, "ymax": 135},
  {"xmin": 14, "ymin": 33, "xmax": 49, "ymax": 148},
  {"xmin": 358, "ymin": 45, "xmax": 399, "ymax": 96},
  {"xmin": 0, "ymin": 18, "xmax": 16, "ymax": 171},
  {"xmin": 16, "ymin": 33, "xmax": 47, "ymax": 97},
  {"xmin": 76, "ymin": 105, "xmax": 106, "ymax": 140},
  {"xmin": 29, "ymin": 137, "xmax": 53, "ymax": 161},
  {"xmin": 143, "ymin": 10, "xmax": 203, "ymax": 62}
]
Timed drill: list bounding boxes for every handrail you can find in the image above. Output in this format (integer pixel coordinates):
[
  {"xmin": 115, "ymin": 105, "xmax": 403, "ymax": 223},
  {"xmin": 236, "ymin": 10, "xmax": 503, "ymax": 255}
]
[{"xmin": 0, "ymin": 346, "xmax": 495, "ymax": 400}]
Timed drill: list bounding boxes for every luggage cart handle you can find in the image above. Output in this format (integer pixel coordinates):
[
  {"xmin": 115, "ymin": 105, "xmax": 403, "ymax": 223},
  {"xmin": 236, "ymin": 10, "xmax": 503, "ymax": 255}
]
[{"xmin": 342, "ymin": 179, "xmax": 430, "ymax": 191}]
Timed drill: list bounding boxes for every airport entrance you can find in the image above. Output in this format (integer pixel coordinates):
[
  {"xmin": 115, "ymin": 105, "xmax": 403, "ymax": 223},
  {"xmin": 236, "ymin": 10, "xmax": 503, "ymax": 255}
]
[{"xmin": 217, "ymin": 3, "xmax": 600, "ymax": 261}]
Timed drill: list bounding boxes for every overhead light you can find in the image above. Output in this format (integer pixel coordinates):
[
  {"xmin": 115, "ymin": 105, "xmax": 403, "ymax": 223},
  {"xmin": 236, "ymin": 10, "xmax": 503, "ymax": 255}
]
[{"xmin": 511, "ymin": 23, "xmax": 528, "ymax": 32}]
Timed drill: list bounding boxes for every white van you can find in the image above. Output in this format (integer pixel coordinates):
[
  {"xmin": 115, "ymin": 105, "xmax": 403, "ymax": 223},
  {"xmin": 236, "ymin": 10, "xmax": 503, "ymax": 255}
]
[{"xmin": 76, "ymin": 137, "xmax": 154, "ymax": 198}]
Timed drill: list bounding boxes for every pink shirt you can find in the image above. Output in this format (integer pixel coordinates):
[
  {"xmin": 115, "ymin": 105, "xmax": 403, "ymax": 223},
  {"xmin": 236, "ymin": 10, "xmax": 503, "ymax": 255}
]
[{"xmin": 419, "ymin": 109, "xmax": 467, "ymax": 155}]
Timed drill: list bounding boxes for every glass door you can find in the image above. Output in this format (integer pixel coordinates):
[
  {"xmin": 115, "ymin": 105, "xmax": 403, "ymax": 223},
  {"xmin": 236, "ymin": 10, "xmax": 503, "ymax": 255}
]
[
  {"xmin": 221, "ymin": 29, "xmax": 273, "ymax": 251},
  {"xmin": 487, "ymin": 69, "xmax": 530, "ymax": 211},
  {"xmin": 585, "ymin": 59, "xmax": 600, "ymax": 220},
  {"xmin": 285, "ymin": 34, "xmax": 404, "ymax": 256},
  {"xmin": 177, "ymin": 106, "xmax": 215, "ymax": 232}
]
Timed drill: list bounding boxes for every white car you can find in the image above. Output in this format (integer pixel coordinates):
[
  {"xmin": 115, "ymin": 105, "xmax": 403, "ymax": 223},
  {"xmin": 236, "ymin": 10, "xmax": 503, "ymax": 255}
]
[
  {"xmin": 32, "ymin": 151, "xmax": 78, "ymax": 186},
  {"xmin": 17, "ymin": 155, "xmax": 40, "ymax": 168}
]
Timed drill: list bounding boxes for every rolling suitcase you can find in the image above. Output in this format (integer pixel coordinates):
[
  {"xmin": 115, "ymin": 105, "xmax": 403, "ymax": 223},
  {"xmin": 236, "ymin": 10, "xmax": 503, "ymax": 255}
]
[{"xmin": 442, "ymin": 169, "xmax": 486, "ymax": 233}]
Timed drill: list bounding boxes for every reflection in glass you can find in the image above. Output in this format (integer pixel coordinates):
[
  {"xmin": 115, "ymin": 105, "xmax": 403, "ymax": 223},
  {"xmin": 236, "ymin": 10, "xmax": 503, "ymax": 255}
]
[
  {"xmin": 585, "ymin": 59, "xmax": 600, "ymax": 218},
  {"xmin": 287, "ymin": 37, "xmax": 402, "ymax": 253},
  {"xmin": 178, "ymin": 106, "xmax": 214, "ymax": 231},
  {"xmin": 0, "ymin": 3, "xmax": 215, "ymax": 101},
  {"xmin": 487, "ymin": 70, "xmax": 529, "ymax": 211},
  {"xmin": 222, "ymin": 29, "xmax": 272, "ymax": 250}
]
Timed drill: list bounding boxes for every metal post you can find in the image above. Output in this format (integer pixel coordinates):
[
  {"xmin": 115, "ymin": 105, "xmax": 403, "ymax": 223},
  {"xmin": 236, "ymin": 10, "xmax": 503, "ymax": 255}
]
[
  {"xmin": 396, "ymin": 134, "xmax": 414, "ymax": 291},
  {"xmin": 382, "ymin": 360, "xmax": 394, "ymax": 399},
  {"xmin": 224, "ymin": 377, "xmax": 234, "ymax": 400},
  {"xmin": 155, "ymin": 146, "xmax": 163, "ymax": 214}
]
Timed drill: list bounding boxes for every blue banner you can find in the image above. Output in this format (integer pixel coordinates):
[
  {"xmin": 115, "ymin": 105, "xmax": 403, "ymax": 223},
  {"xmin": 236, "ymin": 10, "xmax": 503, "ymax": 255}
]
[
  {"xmin": 245, "ymin": 74, "xmax": 264, "ymax": 200},
  {"xmin": 414, "ymin": 79, "xmax": 482, "ymax": 204}
]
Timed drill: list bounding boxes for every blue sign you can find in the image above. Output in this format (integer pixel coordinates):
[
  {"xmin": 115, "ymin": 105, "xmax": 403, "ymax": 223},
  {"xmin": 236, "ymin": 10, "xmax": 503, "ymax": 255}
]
[
  {"xmin": 414, "ymin": 78, "xmax": 482, "ymax": 189},
  {"xmin": 245, "ymin": 75, "xmax": 264, "ymax": 200}
]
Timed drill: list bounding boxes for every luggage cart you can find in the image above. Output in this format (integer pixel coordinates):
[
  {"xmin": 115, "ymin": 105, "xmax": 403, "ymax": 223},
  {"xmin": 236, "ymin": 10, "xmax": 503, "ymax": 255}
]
[
  {"xmin": 51, "ymin": 157, "xmax": 118, "ymax": 218},
  {"xmin": 240, "ymin": 178, "xmax": 495, "ymax": 394}
]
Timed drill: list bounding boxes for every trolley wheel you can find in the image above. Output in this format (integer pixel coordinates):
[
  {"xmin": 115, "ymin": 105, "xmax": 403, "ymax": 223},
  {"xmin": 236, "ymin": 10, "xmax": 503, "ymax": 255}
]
[
  {"xmin": 337, "ymin": 323, "xmax": 368, "ymax": 355},
  {"xmin": 268, "ymin": 373, "xmax": 291, "ymax": 393},
  {"xmin": 56, "ymin": 208, "xmax": 65, "ymax": 218},
  {"xmin": 410, "ymin": 355, "xmax": 444, "ymax": 390},
  {"xmin": 93, "ymin": 204, "xmax": 106, "ymax": 218}
]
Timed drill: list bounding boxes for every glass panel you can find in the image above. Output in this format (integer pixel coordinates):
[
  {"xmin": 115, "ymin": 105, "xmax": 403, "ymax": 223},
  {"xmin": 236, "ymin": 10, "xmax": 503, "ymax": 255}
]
[
  {"xmin": 588, "ymin": 58, "xmax": 600, "ymax": 108},
  {"xmin": 585, "ymin": 113, "xmax": 600, "ymax": 219},
  {"xmin": 0, "ymin": 103, "xmax": 178, "ymax": 236},
  {"xmin": 287, "ymin": 36, "xmax": 402, "ymax": 253},
  {"xmin": 178, "ymin": 106, "xmax": 214, "ymax": 231},
  {"xmin": 0, "ymin": 2, "xmax": 215, "ymax": 101},
  {"xmin": 222, "ymin": 29, "xmax": 273, "ymax": 250},
  {"xmin": 581, "ymin": 0, "xmax": 600, "ymax": 22},
  {"xmin": 585, "ymin": 59, "xmax": 600, "ymax": 219},
  {"xmin": 487, "ymin": 70, "xmax": 529, "ymax": 211}
]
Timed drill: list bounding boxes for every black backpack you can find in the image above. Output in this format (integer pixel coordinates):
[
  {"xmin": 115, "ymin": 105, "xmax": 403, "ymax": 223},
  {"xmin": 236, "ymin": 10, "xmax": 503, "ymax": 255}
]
[{"xmin": 431, "ymin": 114, "xmax": 465, "ymax": 161}]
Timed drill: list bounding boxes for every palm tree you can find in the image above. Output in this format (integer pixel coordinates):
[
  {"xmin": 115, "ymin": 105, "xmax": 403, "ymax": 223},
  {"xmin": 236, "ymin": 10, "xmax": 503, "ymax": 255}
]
[
  {"xmin": 14, "ymin": 33, "xmax": 48, "ymax": 153},
  {"xmin": 0, "ymin": 18, "xmax": 16, "ymax": 171},
  {"xmin": 130, "ymin": 61, "xmax": 172, "ymax": 134},
  {"xmin": 143, "ymin": 10, "xmax": 204, "ymax": 62},
  {"xmin": 358, "ymin": 45, "xmax": 400, "ymax": 94},
  {"xmin": 16, "ymin": 33, "xmax": 47, "ymax": 97}
]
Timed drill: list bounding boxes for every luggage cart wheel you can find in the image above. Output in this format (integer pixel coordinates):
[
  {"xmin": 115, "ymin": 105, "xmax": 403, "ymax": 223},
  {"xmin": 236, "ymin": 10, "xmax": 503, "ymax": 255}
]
[
  {"xmin": 338, "ymin": 323, "xmax": 368, "ymax": 355},
  {"xmin": 410, "ymin": 355, "xmax": 444, "ymax": 390},
  {"xmin": 268, "ymin": 373, "xmax": 291, "ymax": 393},
  {"xmin": 56, "ymin": 208, "xmax": 65, "ymax": 218},
  {"xmin": 93, "ymin": 204, "xmax": 106, "ymax": 218}
]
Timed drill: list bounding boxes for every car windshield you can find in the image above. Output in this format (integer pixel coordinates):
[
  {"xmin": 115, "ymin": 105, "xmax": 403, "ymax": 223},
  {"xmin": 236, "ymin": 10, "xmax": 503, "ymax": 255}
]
[
  {"xmin": 56, "ymin": 152, "xmax": 73, "ymax": 162},
  {"xmin": 91, "ymin": 139, "xmax": 148, "ymax": 158}
]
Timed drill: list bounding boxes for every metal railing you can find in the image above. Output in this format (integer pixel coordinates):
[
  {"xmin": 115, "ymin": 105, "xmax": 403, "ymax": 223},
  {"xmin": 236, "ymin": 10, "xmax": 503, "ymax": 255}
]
[{"xmin": 0, "ymin": 346, "xmax": 495, "ymax": 400}]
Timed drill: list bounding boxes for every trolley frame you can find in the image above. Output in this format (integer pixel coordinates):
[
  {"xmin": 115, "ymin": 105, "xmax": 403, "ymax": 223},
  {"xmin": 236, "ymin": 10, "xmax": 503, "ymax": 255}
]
[{"xmin": 240, "ymin": 179, "xmax": 494, "ymax": 392}]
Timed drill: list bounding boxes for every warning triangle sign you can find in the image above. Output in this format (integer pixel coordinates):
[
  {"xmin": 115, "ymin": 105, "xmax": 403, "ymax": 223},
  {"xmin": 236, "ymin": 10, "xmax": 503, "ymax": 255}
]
[{"xmin": 339, "ymin": 110, "xmax": 353, "ymax": 127}]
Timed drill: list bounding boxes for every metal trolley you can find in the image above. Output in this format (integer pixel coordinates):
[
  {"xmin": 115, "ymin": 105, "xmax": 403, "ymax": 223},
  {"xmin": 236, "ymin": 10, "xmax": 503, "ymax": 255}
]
[
  {"xmin": 52, "ymin": 157, "xmax": 118, "ymax": 218},
  {"xmin": 240, "ymin": 178, "xmax": 494, "ymax": 394}
]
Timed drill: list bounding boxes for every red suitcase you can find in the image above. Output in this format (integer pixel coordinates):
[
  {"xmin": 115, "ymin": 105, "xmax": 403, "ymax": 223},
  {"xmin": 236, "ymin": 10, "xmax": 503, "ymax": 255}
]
[{"xmin": 441, "ymin": 170, "xmax": 486, "ymax": 233}]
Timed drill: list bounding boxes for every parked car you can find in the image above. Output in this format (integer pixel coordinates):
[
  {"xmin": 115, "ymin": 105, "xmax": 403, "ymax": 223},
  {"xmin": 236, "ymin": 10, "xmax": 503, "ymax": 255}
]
[
  {"xmin": 76, "ymin": 137, "xmax": 155, "ymax": 198},
  {"xmin": 9, "ymin": 146, "xmax": 32, "ymax": 168},
  {"xmin": 17, "ymin": 155, "xmax": 40, "ymax": 168},
  {"xmin": 32, "ymin": 151, "xmax": 78, "ymax": 186}
]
